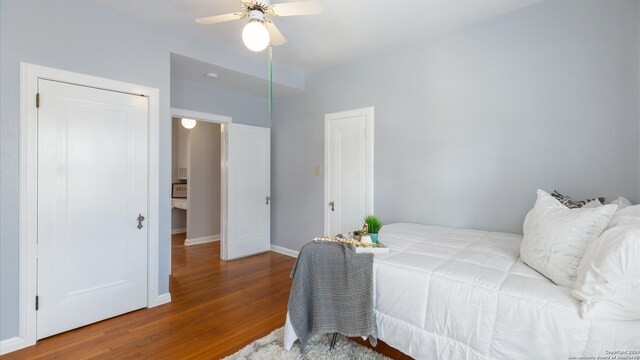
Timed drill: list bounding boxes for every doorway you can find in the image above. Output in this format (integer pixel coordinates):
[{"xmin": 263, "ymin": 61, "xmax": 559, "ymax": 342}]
[
  {"xmin": 324, "ymin": 107, "xmax": 374, "ymax": 236},
  {"xmin": 171, "ymin": 118, "xmax": 222, "ymax": 246},
  {"xmin": 170, "ymin": 109, "xmax": 228, "ymax": 268},
  {"xmin": 169, "ymin": 108, "xmax": 271, "ymax": 263}
]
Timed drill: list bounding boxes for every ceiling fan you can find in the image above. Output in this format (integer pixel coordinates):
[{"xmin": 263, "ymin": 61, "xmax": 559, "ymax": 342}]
[{"xmin": 195, "ymin": 0, "xmax": 323, "ymax": 52}]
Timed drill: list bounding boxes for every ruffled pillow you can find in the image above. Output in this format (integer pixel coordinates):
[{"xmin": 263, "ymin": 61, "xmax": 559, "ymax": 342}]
[
  {"xmin": 608, "ymin": 204, "xmax": 640, "ymax": 229},
  {"xmin": 610, "ymin": 197, "xmax": 633, "ymax": 211},
  {"xmin": 572, "ymin": 224, "xmax": 640, "ymax": 320}
]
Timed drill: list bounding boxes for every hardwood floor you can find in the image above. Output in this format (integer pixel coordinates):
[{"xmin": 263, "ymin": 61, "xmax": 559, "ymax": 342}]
[{"xmin": 3, "ymin": 234, "xmax": 412, "ymax": 359}]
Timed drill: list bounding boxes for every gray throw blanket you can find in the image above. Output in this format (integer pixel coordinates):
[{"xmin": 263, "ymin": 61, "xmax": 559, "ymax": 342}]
[{"xmin": 287, "ymin": 241, "xmax": 376, "ymax": 347}]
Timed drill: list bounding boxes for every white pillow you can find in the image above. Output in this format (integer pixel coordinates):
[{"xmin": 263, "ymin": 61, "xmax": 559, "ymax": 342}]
[
  {"xmin": 611, "ymin": 197, "xmax": 633, "ymax": 210},
  {"xmin": 607, "ymin": 204, "xmax": 640, "ymax": 229},
  {"xmin": 520, "ymin": 190, "xmax": 617, "ymax": 287},
  {"xmin": 572, "ymin": 226, "xmax": 640, "ymax": 320},
  {"xmin": 582, "ymin": 199, "xmax": 604, "ymax": 208}
]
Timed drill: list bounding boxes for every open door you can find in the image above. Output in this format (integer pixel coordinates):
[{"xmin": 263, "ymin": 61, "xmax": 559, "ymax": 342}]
[{"xmin": 222, "ymin": 123, "xmax": 271, "ymax": 260}]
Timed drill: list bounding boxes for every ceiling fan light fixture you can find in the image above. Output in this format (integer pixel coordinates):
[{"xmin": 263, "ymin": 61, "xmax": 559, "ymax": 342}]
[{"xmin": 242, "ymin": 19, "xmax": 270, "ymax": 52}]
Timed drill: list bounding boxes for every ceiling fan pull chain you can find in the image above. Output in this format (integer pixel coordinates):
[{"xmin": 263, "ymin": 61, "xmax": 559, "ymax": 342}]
[{"xmin": 269, "ymin": 44, "xmax": 273, "ymax": 119}]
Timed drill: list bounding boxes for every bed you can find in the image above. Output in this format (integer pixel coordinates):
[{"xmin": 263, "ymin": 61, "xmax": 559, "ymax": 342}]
[{"xmin": 373, "ymin": 223, "xmax": 640, "ymax": 359}]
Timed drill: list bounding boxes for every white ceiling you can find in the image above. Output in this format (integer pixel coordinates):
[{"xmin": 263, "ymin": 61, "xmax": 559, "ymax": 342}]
[{"xmin": 95, "ymin": 0, "xmax": 543, "ymax": 74}]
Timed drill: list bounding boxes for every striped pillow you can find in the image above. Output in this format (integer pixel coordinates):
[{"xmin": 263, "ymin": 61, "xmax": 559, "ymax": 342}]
[{"xmin": 551, "ymin": 190, "xmax": 606, "ymax": 209}]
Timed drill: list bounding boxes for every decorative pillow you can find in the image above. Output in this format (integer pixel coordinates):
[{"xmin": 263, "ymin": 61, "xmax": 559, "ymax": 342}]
[
  {"xmin": 520, "ymin": 190, "xmax": 617, "ymax": 287},
  {"xmin": 572, "ymin": 226, "xmax": 640, "ymax": 320},
  {"xmin": 611, "ymin": 197, "xmax": 633, "ymax": 211},
  {"xmin": 551, "ymin": 190, "xmax": 606, "ymax": 209}
]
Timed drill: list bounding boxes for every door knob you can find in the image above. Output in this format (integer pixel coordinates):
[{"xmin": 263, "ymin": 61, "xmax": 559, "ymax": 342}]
[
  {"xmin": 137, "ymin": 214, "xmax": 145, "ymax": 229},
  {"xmin": 266, "ymin": 196, "xmax": 271, "ymax": 205},
  {"xmin": 329, "ymin": 201, "xmax": 335, "ymax": 211}
]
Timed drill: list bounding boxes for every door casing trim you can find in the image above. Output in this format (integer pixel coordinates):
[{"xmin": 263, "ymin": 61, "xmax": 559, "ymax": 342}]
[
  {"xmin": 9, "ymin": 62, "xmax": 162, "ymax": 354},
  {"xmin": 323, "ymin": 106, "xmax": 374, "ymax": 236}
]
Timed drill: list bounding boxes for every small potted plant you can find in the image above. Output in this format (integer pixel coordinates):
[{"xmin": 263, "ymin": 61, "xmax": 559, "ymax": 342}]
[{"xmin": 363, "ymin": 215, "xmax": 383, "ymax": 243}]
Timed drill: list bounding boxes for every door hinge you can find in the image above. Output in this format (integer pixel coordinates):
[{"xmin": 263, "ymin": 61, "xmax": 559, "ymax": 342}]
[
  {"xmin": 35, "ymin": 296, "xmax": 39, "ymax": 311},
  {"xmin": 36, "ymin": 93, "xmax": 40, "ymax": 108}
]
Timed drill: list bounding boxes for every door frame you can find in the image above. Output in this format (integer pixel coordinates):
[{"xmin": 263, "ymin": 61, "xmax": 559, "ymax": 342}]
[
  {"xmin": 170, "ymin": 108, "xmax": 231, "ymax": 263},
  {"xmin": 323, "ymin": 106, "xmax": 375, "ymax": 236},
  {"xmin": 13, "ymin": 63, "xmax": 161, "ymax": 352}
]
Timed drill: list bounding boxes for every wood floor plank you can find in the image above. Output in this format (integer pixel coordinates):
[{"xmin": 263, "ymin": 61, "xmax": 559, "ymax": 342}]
[{"xmin": 2, "ymin": 234, "xmax": 411, "ymax": 359}]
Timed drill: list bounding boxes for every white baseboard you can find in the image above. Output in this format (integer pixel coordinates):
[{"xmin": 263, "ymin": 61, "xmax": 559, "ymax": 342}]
[
  {"xmin": 171, "ymin": 227, "xmax": 186, "ymax": 235},
  {"xmin": 270, "ymin": 245, "xmax": 299, "ymax": 258},
  {"xmin": 184, "ymin": 234, "xmax": 220, "ymax": 246},
  {"xmin": 149, "ymin": 292, "xmax": 172, "ymax": 308},
  {"xmin": 0, "ymin": 336, "xmax": 32, "ymax": 355}
]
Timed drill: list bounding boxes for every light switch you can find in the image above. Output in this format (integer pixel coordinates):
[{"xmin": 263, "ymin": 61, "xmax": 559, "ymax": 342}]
[{"xmin": 315, "ymin": 165, "xmax": 321, "ymax": 176}]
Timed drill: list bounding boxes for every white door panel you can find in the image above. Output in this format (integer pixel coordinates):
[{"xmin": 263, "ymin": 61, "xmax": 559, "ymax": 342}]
[
  {"xmin": 224, "ymin": 124, "xmax": 270, "ymax": 260},
  {"xmin": 37, "ymin": 79, "xmax": 148, "ymax": 339},
  {"xmin": 325, "ymin": 108, "xmax": 374, "ymax": 236}
]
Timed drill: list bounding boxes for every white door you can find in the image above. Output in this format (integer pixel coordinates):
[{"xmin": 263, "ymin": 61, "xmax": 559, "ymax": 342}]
[
  {"xmin": 223, "ymin": 123, "xmax": 271, "ymax": 260},
  {"xmin": 325, "ymin": 107, "xmax": 374, "ymax": 236},
  {"xmin": 37, "ymin": 79, "xmax": 149, "ymax": 339}
]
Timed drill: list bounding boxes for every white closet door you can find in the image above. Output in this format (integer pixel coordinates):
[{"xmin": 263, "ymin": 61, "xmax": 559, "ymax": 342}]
[
  {"xmin": 325, "ymin": 108, "xmax": 374, "ymax": 236},
  {"xmin": 37, "ymin": 79, "xmax": 149, "ymax": 339},
  {"xmin": 224, "ymin": 123, "xmax": 270, "ymax": 260}
]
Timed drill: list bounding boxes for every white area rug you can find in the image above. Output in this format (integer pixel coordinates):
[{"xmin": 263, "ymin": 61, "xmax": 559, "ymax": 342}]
[{"xmin": 223, "ymin": 328, "xmax": 390, "ymax": 360}]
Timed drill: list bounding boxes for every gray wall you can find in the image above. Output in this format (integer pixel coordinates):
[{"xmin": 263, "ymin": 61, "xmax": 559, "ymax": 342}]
[
  {"xmin": 171, "ymin": 78, "xmax": 270, "ymax": 127},
  {"xmin": 187, "ymin": 122, "xmax": 222, "ymax": 240},
  {"xmin": 272, "ymin": 0, "xmax": 640, "ymax": 252},
  {"xmin": 0, "ymin": 0, "xmax": 291, "ymax": 340}
]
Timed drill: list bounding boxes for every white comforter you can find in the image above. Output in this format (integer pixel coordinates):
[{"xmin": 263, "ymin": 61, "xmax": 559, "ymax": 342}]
[{"xmin": 374, "ymin": 223, "xmax": 640, "ymax": 360}]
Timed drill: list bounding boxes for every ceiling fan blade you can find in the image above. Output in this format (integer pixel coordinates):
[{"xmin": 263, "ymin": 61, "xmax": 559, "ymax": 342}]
[
  {"xmin": 195, "ymin": 12, "xmax": 245, "ymax": 25},
  {"xmin": 270, "ymin": 1, "xmax": 323, "ymax": 16},
  {"xmin": 265, "ymin": 21, "xmax": 287, "ymax": 46}
]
